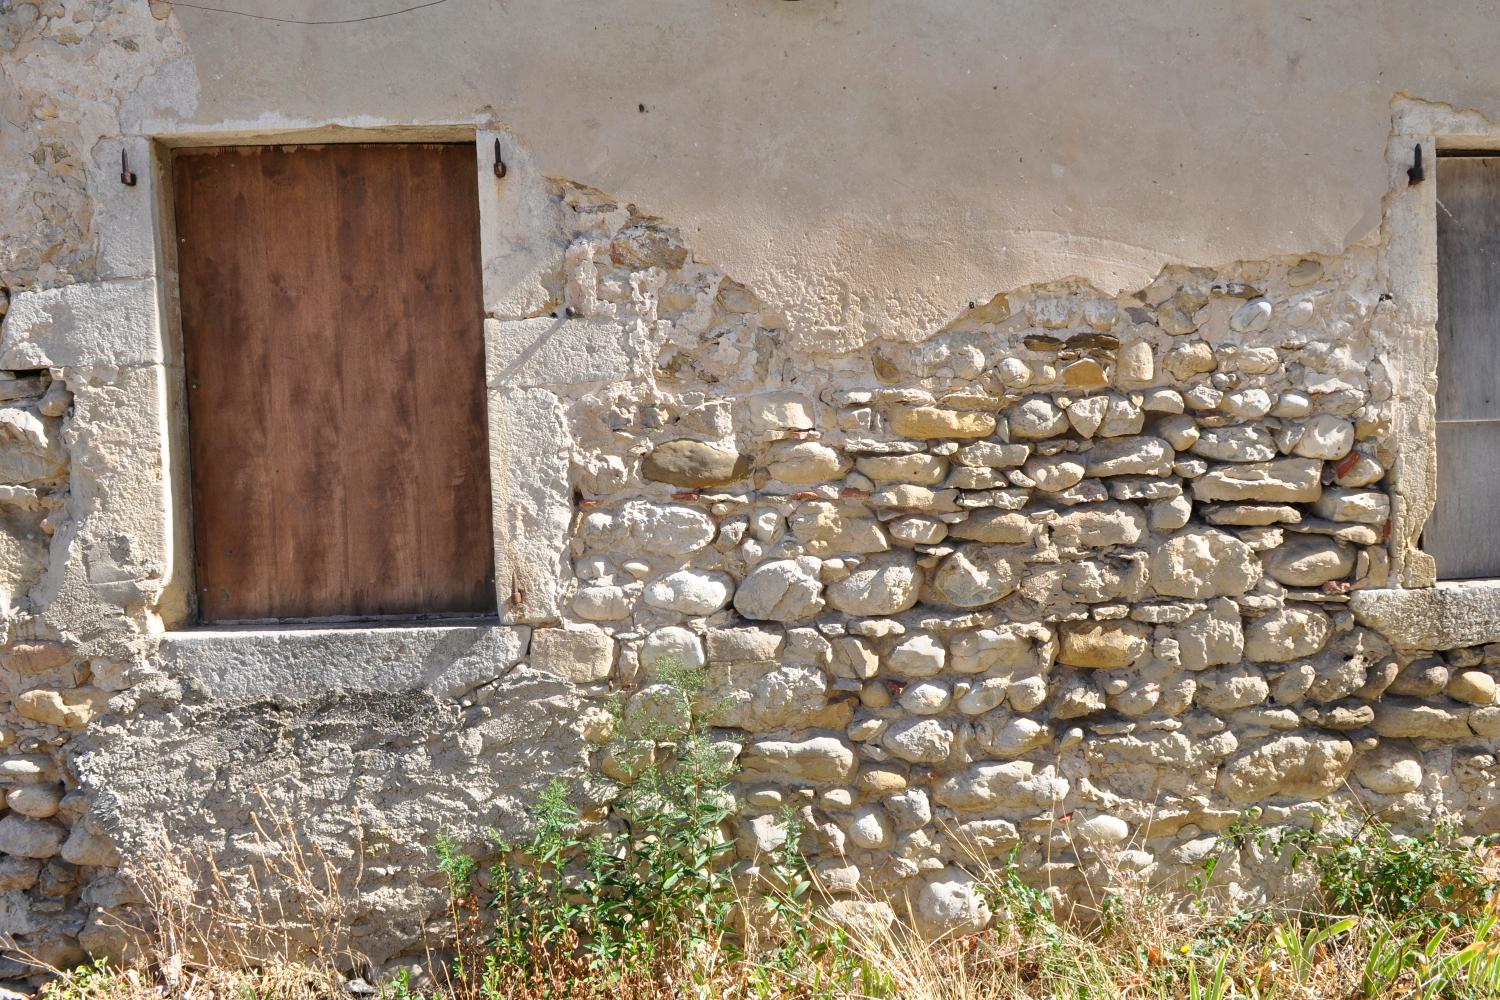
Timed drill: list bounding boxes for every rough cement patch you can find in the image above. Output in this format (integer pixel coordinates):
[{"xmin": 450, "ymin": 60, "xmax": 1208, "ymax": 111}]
[
  {"xmin": 485, "ymin": 316, "xmax": 641, "ymax": 389},
  {"xmin": 75, "ymin": 662, "xmax": 592, "ymax": 967}
]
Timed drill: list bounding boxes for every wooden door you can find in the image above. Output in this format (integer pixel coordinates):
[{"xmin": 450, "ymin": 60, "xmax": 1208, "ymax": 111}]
[
  {"xmin": 1430, "ymin": 156, "xmax": 1500, "ymax": 580},
  {"xmin": 173, "ymin": 143, "xmax": 496, "ymax": 622}
]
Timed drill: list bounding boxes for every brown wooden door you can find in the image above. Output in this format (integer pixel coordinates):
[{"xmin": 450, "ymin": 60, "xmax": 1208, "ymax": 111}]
[
  {"xmin": 174, "ymin": 143, "xmax": 496, "ymax": 623},
  {"xmin": 1431, "ymin": 156, "xmax": 1500, "ymax": 580}
]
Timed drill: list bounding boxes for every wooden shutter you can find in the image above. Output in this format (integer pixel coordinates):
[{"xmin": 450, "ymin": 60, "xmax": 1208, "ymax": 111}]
[
  {"xmin": 173, "ymin": 143, "xmax": 496, "ymax": 622},
  {"xmin": 1429, "ymin": 156, "xmax": 1500, "ymax": 580}
]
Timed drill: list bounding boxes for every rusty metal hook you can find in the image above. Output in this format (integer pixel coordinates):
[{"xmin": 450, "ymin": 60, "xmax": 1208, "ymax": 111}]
[
  {"xmin": 493, "ymin": 137, "xmax": 507, "ymax": 179},
  {"xmin": 120, "ymin": 149, "xmax": 137, "ymax": 187}
]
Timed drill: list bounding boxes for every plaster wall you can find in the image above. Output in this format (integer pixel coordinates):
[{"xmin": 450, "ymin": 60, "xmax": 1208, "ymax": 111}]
[
  {"xmin": 15, "ymin": 1, "xmax": 1500, "ymax": 345},
  {"xmin": 3, "ymin": 0, "xmax": 1500, "ymax": 985}
]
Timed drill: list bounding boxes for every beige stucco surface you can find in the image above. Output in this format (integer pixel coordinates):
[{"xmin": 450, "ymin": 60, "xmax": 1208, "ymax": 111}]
[{"xmin": 143, "ymin": 0, "xmax": 1500, "ymax": 344}]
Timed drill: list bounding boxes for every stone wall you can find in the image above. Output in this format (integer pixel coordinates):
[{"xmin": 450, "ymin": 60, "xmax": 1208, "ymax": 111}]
[
  {"xmin": 2, "ymin": 179, "xmax": 1498, "ymax": 983},
  {"xmin": 526, "ymin": 184, "xmax": 1498, "ymax": 937},
  {"xmin": 0, "ymin": 1, "xmax": 1497, "ymax": 984}
]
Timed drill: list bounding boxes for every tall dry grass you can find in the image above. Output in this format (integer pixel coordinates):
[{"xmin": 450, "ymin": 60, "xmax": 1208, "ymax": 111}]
[{"xmin": 32, "ymin": 806, "xmax": 1500, "ymax": 1000}]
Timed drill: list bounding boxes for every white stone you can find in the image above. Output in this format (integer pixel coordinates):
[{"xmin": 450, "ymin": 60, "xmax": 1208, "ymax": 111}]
[
  {"xmin": 955, "ymin": 442, "xmax": 1030, "ymax": 468},
  {"xmin": 744, "ymin": 391, "xmax": 816, "ymax": 432},
  {"xmin": 734, "ymin": 557, "xmax": 826, "ymax": 621},
  {"xmin": 881, "ymin": 717, "xmax": 956, "ymax": 763},
  {"xmin": 1229, "ymin": 298, "xmax": 1273, "ymax": 333},
  {"xmin": 531, "ymin": 626, "xmax": 616, "ymax": 683},
  {"xmin": 933, "ymin": 760, "xmax": 1067, "ymax": 810},
  {"xmin": 899, "ymin": 679, "xmax": 952, "ymax": 715},
  {"xmin": 1051, "ymin": 503, "xmax": 1147, "ymax": 548},
  {"xmin": 1192, "ymin": 458, "xmax": 1323, "ymax": 502},
  {"xmin": 972, "ymin": 714, "xmax": 1050, "ymax": 756},
  {"xmin": 642, "ymin": 569, "xmax": 735, "ymax": 615},
  {"xmin": 886, "ymin": 788, "xmax": 933, "ymax": 831},
  {"xmin": 641, "ymin": 626, "xmax": 706, "ymax": 671},
  {"xmin": 1149, "ymin": 529, "xmax": 1261, "ymax": 598},
  {"xmin": 767, "ymin": 440, "xmax": 849, "ymax": 484},
  {"xmin": 1075, "ymin": 814, "xmax": 1130, "ymax": 846},
  {"xmin": 1066, "ymin": 395, "xmax": 1110, "ymax": 436},
  {"xmin": 949, "ymin": 510, "xmax": 1036, "ymax": 544},
  {"xmin": 913, "ymin": 868, "xmax": 992, "ymax": 940},
  {"xmin": 1191, "ymin": 425, "xmax": 1277, "ymax": 462},
  {"xmin": 1311, "ymin": 489, "xmax": 1389, "ymax": 524},
  {"xmin": 1008, "ymin": 398, "xmax": 1068, "ymax": 439},
  {"xmin": 1163, "ymin": 340, "xmax": 1216, "ymax": 379},
  {"xmin": 1291, "ymin": 415, "xmax": 1355, "ymax": 460},
  {"xmin": 1149, "ymin": 494, "xmax": 1193, "ymax": 533},
  {"xmin": 848, "ymin": 806, "xmax": 894, "ymax": 849},
  {"xmin": 1263, "ymin": 536, "xmax": 1354, "ymax": 587},
  {"xmin": 0, "ymin": 815, "xmax": 62, "ymax": 859},
  {"xmin": 1155, "ymin": 414, "xmax": 1200, "ymax": 451},
  {"xmin": 1194, "ymin": 664, "xmax": 1269, "ymax": 712},
  {"xmin": 1219, "ymin": 734, "xmax": 1352, "ymax": 803},
  {"xmin": 615, "ymin": 500, "xmax": 718, "ymax": 554},
  {"xmin": 1023, "ymin": 453, "xmax": 1086, "ymax": 491},
  {"xmin": 789, "ymin": 503, "xmax": 889, "ymax": 555},
  {"xmin": 1084, "ymin": 436, "xmax": 1174, "ymax": 477},
  {"xmin": 572, "ymin": 583, "xmax": 635, "ymax": 621},
  {"xmin": 1221, "ymin": 389, "xmax": 1273, "ymax": 420},
  {"xmin": 930, "ymin": 545, "xmax": 1019, "ymax": 606},
  {"xmin": 856, "ymin": 453, "xmax": 949, "ymax": 484},
  {"xmin": 1115, "ymin": 341, "xmax": 1154, "ymax": 385},
  {"xmin": 889, "ymin": 515, "xmax": 948, "ymax": 544},
  {"xmin": 5, "ymin": 784, "xmax": 60, "ymax": 819},
  {"xmin": 956, "ymin": 677, "xmax": 1009, "ymax": 715},
  {"xmin": 1354, "ymin": 747, "xmax": 1423, "ymax": 795},
  {"xmin": 887, "ymin": 633, "xmax": 947, "ymax": 676},
  {"xmin": 1244, "ymin": 608, "xmax": 1332, "ymax": 662},
  {"xmin": 825, "ymin": 553, "xmax": 922, "ymax": 615},
  {"xmin": 949, "ymin": 626, "xmax": 1037, "ymax": 674},
  {"xmin": 1099, "ymin": 396, "xmax": 1146, "ymax": 436},
  {"xmin": 740, "ymin": 736, "xmax": 857, "ymax": 784}
]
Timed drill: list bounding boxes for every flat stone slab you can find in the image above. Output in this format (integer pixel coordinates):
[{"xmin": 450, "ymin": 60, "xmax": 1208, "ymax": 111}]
[
  {"xmin": 1350, "ymin": 581, "xmax": 1500, "ymax": 650},
  {"xmin": 160, "ymin": 622, "xmax": 530, "ymax": 704}
]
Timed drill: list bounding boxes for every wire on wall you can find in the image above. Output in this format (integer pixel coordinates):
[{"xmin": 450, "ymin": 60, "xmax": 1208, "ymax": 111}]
[{"xmin": 162, "ymin": 0, "xmax": 450, "ymax": 25}]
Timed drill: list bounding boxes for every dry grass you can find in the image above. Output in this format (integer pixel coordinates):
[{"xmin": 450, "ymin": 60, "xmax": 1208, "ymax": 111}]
[
  {"xmin": 27, "ymin": 795, "xmax": 1500, "ymax": 1000},
  {"xmin": 26, "ymin": 779, "xmax": 1500, "ymax": 1000}
]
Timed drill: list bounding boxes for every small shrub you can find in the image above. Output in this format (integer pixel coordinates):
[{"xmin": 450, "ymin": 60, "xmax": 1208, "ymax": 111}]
[
  {"xmin": 438, "ymin": 660, "xmax": 750, "ymax": 992},
  {"xmin": 1310, "ymin": 821, "xmax": 1496, "ymax": 934}
]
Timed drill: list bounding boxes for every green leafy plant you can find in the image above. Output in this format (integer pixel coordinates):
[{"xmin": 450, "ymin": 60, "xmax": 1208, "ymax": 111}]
[
  {"xmin": 432, "ymin": 659, "xmax": 755, "ymax": 992},
  {"xmin": 1311, "ymin": 821, "xmax": 1496, "ymax": 935},
  {"xmin": 39, "ymin": 958, "xmax": 120, "ymax": 1000},
  {"xmin": 984, "ymin": 846, "xmax": 1062, "ymax": 949}
]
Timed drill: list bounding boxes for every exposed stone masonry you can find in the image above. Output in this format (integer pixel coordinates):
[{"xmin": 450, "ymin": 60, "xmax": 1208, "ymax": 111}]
[
  {"xmin": 0, "ymin": 45, "xmax": 1496, "ymax": 975},
  {"xmin": 531, "ymin": 184, "xmax": 1499, "ymax": 937},
  {"xmin": 2, "ymin": 167, "xmax": 1497, "ymax": 977}
]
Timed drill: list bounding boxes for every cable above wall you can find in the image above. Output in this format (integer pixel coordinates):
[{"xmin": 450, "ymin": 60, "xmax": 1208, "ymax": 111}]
[{"xmin": 162, "ymin": 0, "xmax": 450, "ymax": 26}]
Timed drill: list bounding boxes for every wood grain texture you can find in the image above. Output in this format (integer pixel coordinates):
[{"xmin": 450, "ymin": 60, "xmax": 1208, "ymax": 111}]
[
  {"xmin": 1432, "ymin": 156, "xmax": 1500, "ymax": 579},
  {"xmin": 1428, "ymin": 421, "xmax": 1500, "ymax": 581},
  {"xmin": 174, "ymin": 143, "xmax": 495, "ymax": 622},
  {"xmin": 1437, "ymin": 157, "xmax": 1500, "ymax": 421}
]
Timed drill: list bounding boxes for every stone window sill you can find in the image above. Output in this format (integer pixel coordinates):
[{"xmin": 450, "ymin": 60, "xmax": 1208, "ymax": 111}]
[
  {"xmin": 1349, "ymin": 580, "xmax": 1500, "ymax": 651},
  {"xmin": 158, "ymin": 621, "xmax": 529, "ymax": 704}
]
